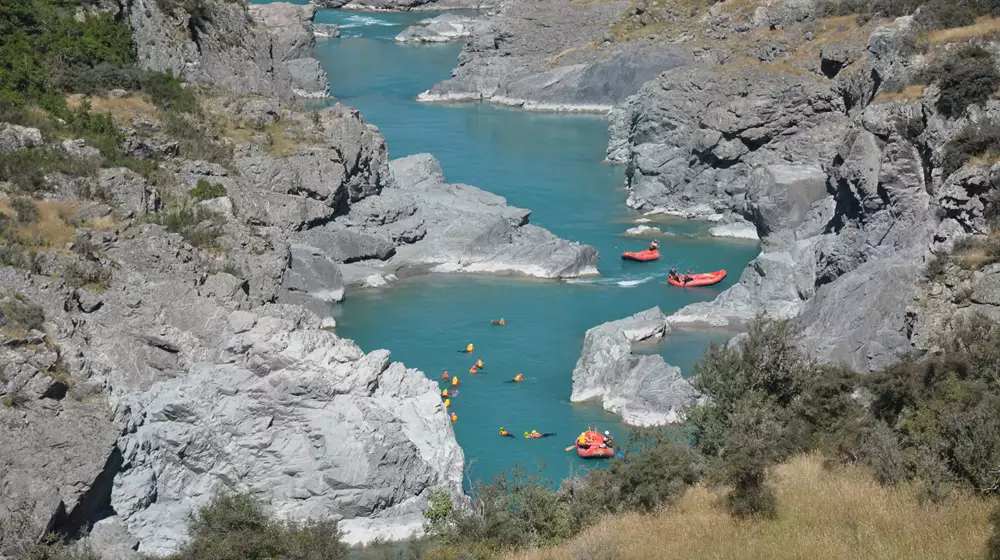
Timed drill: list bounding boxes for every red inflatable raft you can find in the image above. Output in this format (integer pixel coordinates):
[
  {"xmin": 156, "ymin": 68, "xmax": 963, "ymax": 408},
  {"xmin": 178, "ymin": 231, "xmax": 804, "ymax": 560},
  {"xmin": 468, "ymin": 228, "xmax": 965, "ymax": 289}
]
[
  {"xmin": 575, "ymin": 431, "xmax": 615, "ymax": 459},
  {"xmin": 621, "ymin": 249, "xmax": 660, "ymax": 262},
  {"xmin": 667, "ymin": 269, "xmax": 727, "ymax": 287}
]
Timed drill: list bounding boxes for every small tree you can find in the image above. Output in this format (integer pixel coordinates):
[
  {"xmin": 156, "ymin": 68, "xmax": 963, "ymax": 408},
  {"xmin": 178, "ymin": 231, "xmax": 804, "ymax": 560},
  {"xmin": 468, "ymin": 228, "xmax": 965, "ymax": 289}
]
[
  {"xmin": 988, "ymin": 505, "xmax": 1000, "ymax": 560},
  {"xmin": 11, "ymin": 197, "xmax": 40, "ymax": 224}
]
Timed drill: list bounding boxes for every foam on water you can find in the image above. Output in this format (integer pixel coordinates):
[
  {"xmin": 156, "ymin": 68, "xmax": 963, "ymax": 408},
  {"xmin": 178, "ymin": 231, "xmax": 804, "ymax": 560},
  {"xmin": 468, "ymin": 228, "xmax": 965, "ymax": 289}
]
[{"xmin": 339, "ymin": 14, "xmax": 400, "ymax": 28}]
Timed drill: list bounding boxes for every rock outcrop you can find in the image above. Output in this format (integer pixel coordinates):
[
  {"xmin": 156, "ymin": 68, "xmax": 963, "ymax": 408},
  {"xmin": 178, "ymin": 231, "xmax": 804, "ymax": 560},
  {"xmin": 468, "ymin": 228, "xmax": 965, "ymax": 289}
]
[
  {"xmin": 420, "ymin": 0, "xmax": 690, "ymax": 110},
  {"xmin": 606, "ymin": 17, "xmax": 940, "ymax": 373},
  {"xmin": 395, "ymin": 13, "xmax": 488, "ymax": 43},
  {"xmin": 122, "ymin": 0, "xmax": 328, "ymax": 100},
  {"xmin": 331, "ymin": 154, "xmax": 600, "ymax": 279},
  {"xmin": 571, "ymin": 308, "xmax": 695, "ymax": 426}
]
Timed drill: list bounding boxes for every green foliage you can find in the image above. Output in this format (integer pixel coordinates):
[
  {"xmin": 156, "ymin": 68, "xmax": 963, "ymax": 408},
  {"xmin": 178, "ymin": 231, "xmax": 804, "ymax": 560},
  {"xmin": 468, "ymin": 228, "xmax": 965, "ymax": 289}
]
[
  {"xmin": 436, "ymin": 467, "xmax": 575, "ymax": 551},
  {"xmin": 1, "ymin": 390, "xmax": 30, "ymax": 408},
  {"xmin": 813, "ymin": 0, "xmax": 999, "ymax": 28},
  {"xmin": 0, "ymin": 0, "xmax": 137, "ymax": 105},
  {"xmin": 61, "ymin": 258, "xmax": 111, "ymax": 290},
  {"xmin": 164, "ymin": 110, "xmax": 231, "ymax": 163},
  {"xmin": 144, "ymin": 70, "xmax": 199, "ymax": 113},
  {"xmin": 150, "ymin": 205, "xmax": 225, "ymax": 248},
  {"xmin": 921, "ymin": 45, "xmax": 1000, "ymax": 118},
  {"xmin": 423, "ymin": 490, "xmax": 453, "ymax": 524},
  {"xmin": 11, "ymin": 197, "xmax": 39, "ymax": 224},
  {"xmin": 1, "ymin": 293, "xmax": 45, "ymax": 331},
  {"xmin": 942, "ymin": 123, "xmax": 1000, "ymax": 177},
  {"xmin": 165, "ymin": 492, "xmax": 349, "ymax": 560},
  {"xmin": 583, "ymin": 427, "xmax": 702, "ymax": 515},
  {"xmin": 190, "ymin": 179, "xmax": 227, "ymax": 201}
]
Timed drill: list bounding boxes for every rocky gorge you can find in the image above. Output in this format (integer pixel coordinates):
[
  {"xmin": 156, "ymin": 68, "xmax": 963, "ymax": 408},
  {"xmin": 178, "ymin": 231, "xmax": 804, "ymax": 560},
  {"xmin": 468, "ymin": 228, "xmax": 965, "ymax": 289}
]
[
  {"xmin": 409, "ymin": 0, "xmax": 1000, "ymax": 423},
  {"xmin": 0, "ymin": 0, "xmax": 606, "ymax": 556}
]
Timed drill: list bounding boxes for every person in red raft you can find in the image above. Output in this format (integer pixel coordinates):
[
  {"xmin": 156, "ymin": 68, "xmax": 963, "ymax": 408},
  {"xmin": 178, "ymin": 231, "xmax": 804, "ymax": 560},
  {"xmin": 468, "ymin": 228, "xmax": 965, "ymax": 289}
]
[{"xmin": 669, "ymin": 266, "xmax": 693, "ymax": 285}]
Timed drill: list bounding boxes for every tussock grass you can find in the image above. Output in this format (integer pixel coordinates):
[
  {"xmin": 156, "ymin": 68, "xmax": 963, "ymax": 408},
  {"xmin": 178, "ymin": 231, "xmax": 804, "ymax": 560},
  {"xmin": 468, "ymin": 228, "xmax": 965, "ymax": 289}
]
[
  {"xmin": 66, "ymin": 94, "xmax": 161, "ymax": 124},
  {"xmin": 0, "ymin": 197, "xmax": 79, "ymax": 250},
  {"xmin": 511, "ymin": 455, "xmax": 996, "ymax": 560},
  {"xmin": 874, "ymin": 84, "xmax": 926, "ymax": 103},
  {"xmin": 930, "ymin": 16, "xmax": 1000, "ymax": 44}
]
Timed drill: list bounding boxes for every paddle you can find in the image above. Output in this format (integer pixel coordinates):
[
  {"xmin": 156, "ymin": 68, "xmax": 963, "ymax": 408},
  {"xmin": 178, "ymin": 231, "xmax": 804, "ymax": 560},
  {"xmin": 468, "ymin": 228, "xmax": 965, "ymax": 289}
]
[{"xmin": 565, "ymin": 445, "xmax": 576, "ymax": 452}]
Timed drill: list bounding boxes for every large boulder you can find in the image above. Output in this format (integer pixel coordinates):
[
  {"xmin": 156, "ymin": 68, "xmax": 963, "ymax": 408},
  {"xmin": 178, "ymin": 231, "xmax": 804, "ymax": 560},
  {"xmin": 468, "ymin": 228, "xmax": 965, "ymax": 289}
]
[
  {"xmin": 571, "ymin": 308, "xmax": 695, "ymax": 426},
  {"xmin": 337, "ymin": 154, "xmax": 599, "ymax": 279},
  {"xmin": 0, "ymin": 123, "xmax": 43, "ymax": 154}
]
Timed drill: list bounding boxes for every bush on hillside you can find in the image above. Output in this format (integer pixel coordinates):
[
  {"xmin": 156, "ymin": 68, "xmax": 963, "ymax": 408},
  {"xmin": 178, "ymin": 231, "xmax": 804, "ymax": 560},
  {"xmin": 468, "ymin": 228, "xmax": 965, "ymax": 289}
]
[
  {"xmin": 940, "ymin": 123, "xmax": 1000, "ymax": 177},
  {"xmin": 144, "ymin": 70, "xmax": 199, "ymax": 113},
  {"xmin": 1, "ymin": 294, "xmax": 45, "ymax": 331},
  {"xmin": 11, "ymin": 197, "xmax": 40, "ymax": 224},
  {"xmin": 190, "ymin": 179, "xmax": 227, "ymax": 201},
  {"xmin": 164, "ymin": 492, "xmax": 349, "ymax": 560},
  {"xmin": 921, "ymin": 45, "xmax": 1000, "ymax": 118},
  {"xmin": 150, "ymin": 205, "xmax": 225, "ymax": 248}
]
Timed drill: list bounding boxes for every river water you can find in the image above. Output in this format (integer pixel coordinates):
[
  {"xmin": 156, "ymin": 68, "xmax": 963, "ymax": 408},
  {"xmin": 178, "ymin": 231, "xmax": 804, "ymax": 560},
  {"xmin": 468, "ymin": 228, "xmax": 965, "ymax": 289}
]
[{"xmin": 263, "ymin": 5, "xmax": 759, "ymax": 484}]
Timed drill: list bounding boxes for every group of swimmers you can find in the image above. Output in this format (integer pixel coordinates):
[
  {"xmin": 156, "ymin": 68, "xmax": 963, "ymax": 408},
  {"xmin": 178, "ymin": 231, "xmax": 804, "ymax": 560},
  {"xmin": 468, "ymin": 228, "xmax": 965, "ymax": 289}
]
[
  {"xmin": 441, "ymin": 321, "xmax": 526, "ymax": 423},
  {"xmin": 499, "ymin": 427, "xmax": 556, "ymax": 439}
]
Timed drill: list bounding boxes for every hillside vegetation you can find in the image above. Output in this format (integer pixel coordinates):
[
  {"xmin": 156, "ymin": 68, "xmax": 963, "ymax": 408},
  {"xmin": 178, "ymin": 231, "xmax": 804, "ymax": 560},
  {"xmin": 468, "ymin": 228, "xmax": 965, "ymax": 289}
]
[
  {"xmin": 511, "ymin": 455, "xmax": 995, "ymax": 560},
  {"xmin": 417, "ymin": 315, "xmax": 1000, "ymax": 559}
]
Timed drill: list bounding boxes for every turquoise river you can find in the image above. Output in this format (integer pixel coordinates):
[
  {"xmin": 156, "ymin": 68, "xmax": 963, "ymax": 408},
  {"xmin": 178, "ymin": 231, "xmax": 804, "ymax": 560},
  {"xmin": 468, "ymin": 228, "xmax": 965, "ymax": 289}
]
[{"xmin": 260, "ymin": 3, "xmax": 760, "ymax": 485}]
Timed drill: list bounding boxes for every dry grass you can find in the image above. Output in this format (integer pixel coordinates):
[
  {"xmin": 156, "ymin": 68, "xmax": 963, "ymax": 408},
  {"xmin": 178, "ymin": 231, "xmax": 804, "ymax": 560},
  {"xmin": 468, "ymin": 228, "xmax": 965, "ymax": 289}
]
[
  {"xmin": 929, "ymin": 16, "xmax": 1000, "ymax": 45},
  {"xmin": 874, "ymin": 84, "xmax": 927, "ymax": 104},
  {"xmin": 66, "ymin": 94, "xmax": 161, "ymax": 124},
  {"xmin": 510, "ymin": 455, "xmax": 996, "ymax": 560},
  {"xmin": 952, "ymin": 231, "xmax": 1000, "ymax": 270},
  {"xmin": 264, "ymin": 121, "xmax": 303, "ymax": 157},
  {"xmin": 0, "ymin": 197, "xmax": 79, "ymax": 250}
]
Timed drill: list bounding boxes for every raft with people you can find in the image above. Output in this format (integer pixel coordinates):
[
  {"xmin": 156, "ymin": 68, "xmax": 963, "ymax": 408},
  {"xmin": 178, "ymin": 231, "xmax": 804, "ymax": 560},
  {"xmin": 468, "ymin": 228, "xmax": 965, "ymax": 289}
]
[
  {"xmin": 621, "ymin": 249, "xmax": 660, "ymax": 262},
  {"xmin": 574, "ymin": 430, "xmax": 615, "ymax": 459},
  {"xmin": 667, "ymin": 269, "xmax": 727, "ymax": 287}
]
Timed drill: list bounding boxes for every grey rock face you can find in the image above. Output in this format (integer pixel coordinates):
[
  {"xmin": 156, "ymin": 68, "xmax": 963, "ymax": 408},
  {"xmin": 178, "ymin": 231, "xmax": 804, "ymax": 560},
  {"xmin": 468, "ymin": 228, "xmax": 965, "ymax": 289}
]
[
  {"xmin": 314, "ymin": 23, "xmax": 341, "ymax": 38},
  {"xmin": 336, "ymin": 154, "xmax": 599, "ymax": 278},
  {"xmin": 396, "ymin": 13, "xmax": 488, "ymax": 43},
  {"xmin": 571, "ymin": 308, "xmax": 695, "ymax": 425},
  {"xmin": 285, "ymin": 58, "xmax": 331, "ymax": 98},
  {"xmin": 613, "ymin": 51, "xmax": 936, "ymax": 371},
  {"xmin": 0, "ymin": 123, "xmax": 43, "ymax": 154},
  {"xmin": 96, "ymin": 168, "xmax": 160, "ymax": 217},
  {"xmin": 123, "ymin": 0, "xmax": 328, "ymax": 100},
  {"xmin": 61, "ymin": 139, "xmax": 102, "ymax": 162},
  {"xmin": 421, "ymin": 0, "xmax": 681, "ymax": 110}
]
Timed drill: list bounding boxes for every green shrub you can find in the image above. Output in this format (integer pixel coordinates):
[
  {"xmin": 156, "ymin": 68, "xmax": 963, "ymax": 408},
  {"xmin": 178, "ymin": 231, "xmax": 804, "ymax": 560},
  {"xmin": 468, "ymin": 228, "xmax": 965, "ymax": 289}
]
[
  {"xmin": 922, "ymin": 45, "xmax": 1000, "ymax": 118},
  {"xmin": 1, "ymin": 294, "xmax": 45, "ymax": 331},
  {"xmin": 583, "ymin": 427, "xmax": 701, "ymax": 515},
  {"xmin": 940, "ymin": 123, "xmax": 1000, "ymax": 177},
  {"xmin": 423, "ymin": 489, "xmax": 453, "ymax": 524},
  {"xmin": 144, "ymin": 70, "xmax": 199, "ymax": 113},
  {"xmin": 62, "ymin": 259, "xmax": 112, "ymax": 290},
  {"xmin": 1, "ymin": 390, "xmax": 30, "ymax": 408},
  {"xmin": 0, "ymin": 148, "xmax": 100, "ymax": 193},
  {"xmin": 165, "ymin": 492, "xmax": 348, "ymax": 560},
  {"xmin": 11, "ymin": 197, "xmax": 39, "ymax": 224},
  {"xmin": 164, "ymin": 111, "xmax": 232, "ymax": 163},
  {"xmin": 190, "ymin": 179, "xmax": 227, "ymax": 201},
  {"xmin": 150, "ymin": 205, "xmax": 224, "ymax": 248}
]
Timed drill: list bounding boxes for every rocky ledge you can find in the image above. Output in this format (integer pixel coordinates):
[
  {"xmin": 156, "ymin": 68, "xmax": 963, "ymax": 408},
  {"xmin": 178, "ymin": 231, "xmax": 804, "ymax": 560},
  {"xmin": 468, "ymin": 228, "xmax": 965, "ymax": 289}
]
[
  {"xmin": 395, "ymin": 13, "xmax": 488, "ymax": 43},
  {"xmin": 418, "ymin": 0, "xmax": 690, "ymax": 111},
  {"xmin": 333, "ymin": 153, "xmax": 600, "ymax": 281},
  {"xmin": 570, "ymin": 308, "xmax": 695, "ymax": 426}
]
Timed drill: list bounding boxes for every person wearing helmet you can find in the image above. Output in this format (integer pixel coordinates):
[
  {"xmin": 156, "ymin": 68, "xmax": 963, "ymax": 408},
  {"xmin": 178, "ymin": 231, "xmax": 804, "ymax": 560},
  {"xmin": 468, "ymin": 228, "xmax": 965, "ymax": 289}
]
[
  {"xmin": 669, "ymin": 266, "xmax": 680, "ymax": 283},
  {"xmin": 649, "ymin": 239, "xmax": 660, "ymax": 252},
  {"xmin": 442, "ymin": 371, "xmax": 450, "ymax": 380},
  {"xmin": 450, "ymin": 412, "xmax": 458, "ymax": 422},
  {"xmin": 499, "ymin": 426, "xmax": 513, "ymax": 437},
  {"xmin": 604, "ymin": 430, "xmax": 616, "ymax": 449},
  {"xmin": 476, "ymin": 359, "xmax": 484, "ymax": 369},
  {"xmin": 461, "ymin": 343, "xmax": 474, "ymax": 353},
  {"xmin": 492, "ymin": 318, "xmax": 506, "ymax": 326}
]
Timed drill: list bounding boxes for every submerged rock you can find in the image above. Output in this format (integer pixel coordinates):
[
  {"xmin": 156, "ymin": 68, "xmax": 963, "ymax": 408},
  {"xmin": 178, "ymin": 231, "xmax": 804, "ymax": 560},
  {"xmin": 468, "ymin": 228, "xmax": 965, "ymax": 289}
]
[{"xmin": 571, "ymin": 308, "xmax": 695, "ymax": 426}]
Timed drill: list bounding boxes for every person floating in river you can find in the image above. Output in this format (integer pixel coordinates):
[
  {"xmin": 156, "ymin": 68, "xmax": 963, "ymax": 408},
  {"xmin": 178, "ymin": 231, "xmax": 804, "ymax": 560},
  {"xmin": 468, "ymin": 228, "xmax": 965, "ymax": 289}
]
[
  {"xmin": 451, "ymin": 376, "xmax": 460, "ymax": 387},
  {"xmin": 492, "ymin": 318, "xmax": 506, "ymax": 326},
  {"xmin": 469, "ymin": 365, "xmax": 478, "ymax": 375},
  {"xmin": 499, "ymin": 426, "xmax": 514, "ymax": 438},
  {"xmin": 476, "ymin": 359, "xmax": 484, "ymax": 369},
  {"xmin": 524, "ymin": 430, "xmax": 556, "ymax": 439},
  {"xmin": 505, "ymin": 373, "xmax": 525, "ymax": 383},
  {"xmin": 441, "ymin": 370, "xmax": 450, "ymax": 380},
  {"xmin": 450, "ymin": 412, "xmax": 458, "ymax": 422},
  {"xmin": 444, "ymin": 398, "xmax": 451, "ymax": 408},
  {"xmin": 460, "ymin": 343, "xmax": 474, "ymax": 353}
]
